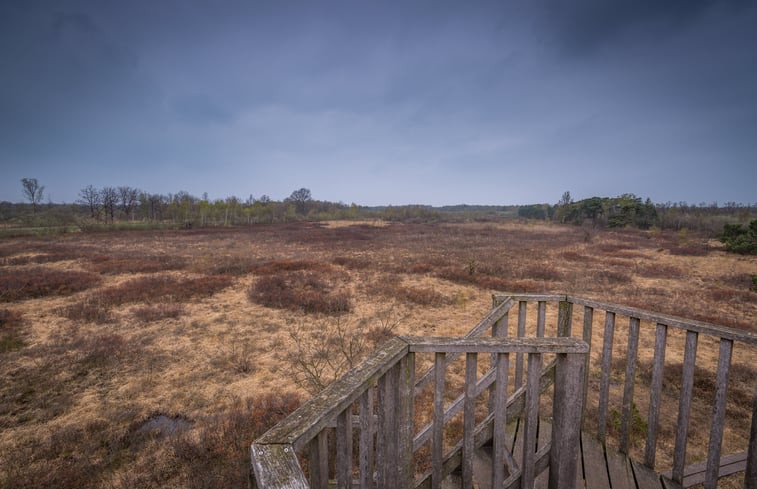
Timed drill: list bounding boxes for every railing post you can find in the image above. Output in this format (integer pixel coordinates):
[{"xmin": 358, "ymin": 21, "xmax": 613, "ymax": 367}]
[
  {"xmin": 746, "ymin": 382, "xmax": 757, "ymax": 489},
  {"xmin": 550, "ymin": 352, "xmax": 585, "ymax": 489},
  {"xmin": 337, "ymin": 408, "xmax": 353, "ymax": 489},
  {"xmin": 597, "ymin": 311, "xmax": 615, "ymax": 443},
  {"xmin": 515, "ymin": 301, "xmax": 527, "ymax": 389},
  {"xmin": 580, "ymin": 305, "xmax": 593, "ymax": 431},
  {"xmin": 463, "ymin": 352, "xmax": 478, "ymax": 489},
  {"xmin": 557, "ymin": 300, "xmax": 573, "ymax": 337},
  {"xmin": 704, "ymin": 339, "xmax": 733, "ymax": 489},
  {"xmin": 432, "ymin": 352, "xmax": 446, "ymax": 489},
  {"xmin": 359, "ymin": 388, "xmax": 375, "ymax": 489},
  {"xmin": 645, "ymin": 323, "xmax": 668, "ymax": 468},
  {"xmin": 672, "ymin": 330, "xmax": 699, "ymax": 485},
  {"xmin": 309, "ymin": 430, "xmax": 329, "ymax": 489},
  {"xmin": 398, "ymin": 352, "xmax": 415, "ymax": 489},
  {"xmin": 620, "ymin": 316, "xmax": 640, "ymax": 454}
]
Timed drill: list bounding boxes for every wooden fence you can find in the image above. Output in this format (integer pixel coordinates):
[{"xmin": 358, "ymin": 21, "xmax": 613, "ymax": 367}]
[{"xmin": 251, "ymin": 294, "xmax": 757, "ymax": 489}]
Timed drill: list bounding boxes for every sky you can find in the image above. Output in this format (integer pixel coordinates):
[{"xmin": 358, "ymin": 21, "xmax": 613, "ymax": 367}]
[{"xmin": 1, "ymin": 0, "xmax": 756, "ymax": 206}]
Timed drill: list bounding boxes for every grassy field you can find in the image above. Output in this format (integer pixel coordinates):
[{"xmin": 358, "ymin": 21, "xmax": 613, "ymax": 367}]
[{"xmin": 0, "ymin": 220, "xmax": 755, "ymax": 488}]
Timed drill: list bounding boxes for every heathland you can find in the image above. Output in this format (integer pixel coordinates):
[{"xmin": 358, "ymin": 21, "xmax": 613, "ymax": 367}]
[{"xmin": 1, "ymin": 220, "xmax": 755, "ymax": 488}]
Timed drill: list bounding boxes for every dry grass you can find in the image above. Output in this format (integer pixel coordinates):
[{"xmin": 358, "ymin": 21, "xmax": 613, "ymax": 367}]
[{"xmin": 0, "ymin": 221, "xmax": 754, "ymax": 487}]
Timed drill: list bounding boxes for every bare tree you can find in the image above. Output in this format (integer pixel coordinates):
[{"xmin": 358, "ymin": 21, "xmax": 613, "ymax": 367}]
[
  {"xmin": 117, "ymin": 186, "xmax": 139, "ymax": 220},
  {"xmin": 100, "ymin": 186, "xmax": 118, "ymax": 223},
  {"xmin": 286, "ymin": 187, "xmax": 312, "ymax": 215},
  {"xmin": 77, "ymin": 185, "xmax": 101, "ymax": 219},
  {"xmin": 20, "ymin": 178, "xmax": 44, "ymax": 213}
]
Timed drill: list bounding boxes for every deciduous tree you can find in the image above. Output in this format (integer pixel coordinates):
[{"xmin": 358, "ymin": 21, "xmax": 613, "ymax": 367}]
[{"xmin": 21, "ymin": 178, "xmax": 44, "ymax": 213}]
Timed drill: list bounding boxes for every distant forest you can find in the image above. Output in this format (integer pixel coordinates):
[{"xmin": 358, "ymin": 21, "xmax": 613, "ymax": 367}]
[{"xmin": 1, "ymin": 180, "xmax": 755, "ymax": 237}]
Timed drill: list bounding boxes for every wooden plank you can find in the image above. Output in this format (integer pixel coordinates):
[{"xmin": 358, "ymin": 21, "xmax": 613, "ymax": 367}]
[
  {"xmin": 645, "ymin": 323, "xmax": 668, "ymax": 468},
  {"xmin": 309, "ymin": 430, "xmax": 329, "ymax": 489},
  {"xmin": 620, "ymin": 316, "xmax": 641, "ymax": 454},
  {"xmin": 672, "ymin": 330, "xmax": 698, "ymax": 485},
  {"xmin": 537, "ymin": 301, "xmax": 546, "ymax": 337},
  {"xmin": 492, "ymin": 352, "xmax": 509, "ymax": 489},
  {"xmin": 566, "ymin": 295, "xmax": 757, "ymax": 345},
  {"xmin": 257, "ymin": 337, "xmax": 408, "ymax": 450},
  {"xmin": 580, "ymin": 433, "xmax": 610, "ymax": 489},
  {"xmin": 597, "ymin": 311, "xmax": 615, "ymax": 443},
  {"xmin": 606, "ymin": 445, "xmax": 635, "ymax": 489},
  {"xmin": 405, "ymin": 336, "xmax": 590, "ymax": 354},
  {"xmin": 522, "ymin": 353, "xmax": 542, "ymax": 489},
  {"xmin": 581, "ymin": 305, "xmax": 593, "ymax": 430},
  {"xmin": 493, "ymin": 293, "xmax": 567, "ymax": 304},
  {"xmin": 359, "ymin": 389, "xmax": 374, "ymax": 489},
  {"xmin": 631, "ymin": 458, "xmax": 663, "ymax": 489},
  {"xmin": 415, "ymin": 298, "xmax": 514, "ymax": 394},
  {"xmin": 432, "ymin": 353, "xmax": 445, "ymax": 489},
  {"xmin": 337, "ymin": 408, "xmax": 353, "ymax": 489},
  {"xmin": 748, "ymin": 382, "xmax": 757, "ymax": 489},
  {"xmin": 557, "ymin": 300, "xmax": 573, "ymax": 337},
  {"xmin": 251, "ymin": 443, "xmax": 309, "ymax": 489},
  {"xmin": 398, "ymin": 353, "xmax": 415, "ymax": 489},
  {"xmin": 515, "ymin": 301, "xmax": 527, "ymax": 389},
  {"xmin": 662, "ymin": 451, "xmax": 748, "ymax": 487},
  {"xmin": 550, "ymin": 352, "xmax": 585, "ymax": 489},
  {"xmin": 463, "ymin": 352, "xmax": 477, "ymax": 489},
  {"xmin": 489, "ymin": 310, "xmax": 508, "ymax": 415},
  {"xmin": 704, "ymin": 339, "xmax": 733, "ymax": 489}
]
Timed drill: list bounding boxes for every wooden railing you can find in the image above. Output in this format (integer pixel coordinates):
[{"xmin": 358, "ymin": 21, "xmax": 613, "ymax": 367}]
[
  {"xmin": 251, "ymin": 294, "xmax": 757, "ymax": 489},
  {"xmin": 491, "ymin": 293, "xmax": 757, "ymax": 489},
  {"xmin": 251, "ymin": 329, "xmax": 589, "ymax": 489}
]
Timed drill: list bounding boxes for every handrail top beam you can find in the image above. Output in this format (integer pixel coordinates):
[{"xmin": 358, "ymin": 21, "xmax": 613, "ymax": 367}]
[
  {"xmin": 492, "ymin": 293, "xmax": 757, "ymax": 345},
  {"xmin": 403, "ymin": 336, "xmax": 589, "ymax": 354}
]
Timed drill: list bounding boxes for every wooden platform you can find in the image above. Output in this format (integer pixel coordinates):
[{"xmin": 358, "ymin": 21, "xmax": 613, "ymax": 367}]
[{"xmin": 454, "ymin": 418, "xmax": 682, "ymax": 489}]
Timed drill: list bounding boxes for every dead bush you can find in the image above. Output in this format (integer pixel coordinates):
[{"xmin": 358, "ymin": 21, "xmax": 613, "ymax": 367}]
[
  {"xmin": 252, "ymin": 259, "xmax": 334, "ymax": 275},
  {"xmin": 60, "ymin": 295, "xmax": 114, "ymax": 323},
  {"xmin": 0, "ymin": 267, "xmax": 101, "ymax": 302},
  {"xmin": 331, "ymin": 255, "xmax": 374, "ymax": 270},
  {"xmin": 635, "ymin": 263, "xmax": 683, "ymax": 279},
  {"xmin": 97, "ymin": 274, "xmax": 233, "ymax": 307},
  {"xmin": 132, "ymin": 303, "xmax": 185, "ymax": 323},
  {"xmin": 0, "ymin": 308, "xmax": 25, "ymax": 352},
  {"xmin": 192, "ymin": 255, "xmax": 257, "ymax": 275},
  {"xmin": 249, "ymin": 271, "xmax": 351, "ymax": 314},
  {"xmin": 88, "ymin": 254, "xmax": 186, "ymax": 274}
]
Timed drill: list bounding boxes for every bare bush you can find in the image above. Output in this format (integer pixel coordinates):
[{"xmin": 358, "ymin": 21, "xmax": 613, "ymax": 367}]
[
  {"xmin": 0, "ymin": 267, "xmax": 101, "ymax": 302},
  {"xmin": 249, "ymin": 271, "xmax": 351, "ymax": 314}
]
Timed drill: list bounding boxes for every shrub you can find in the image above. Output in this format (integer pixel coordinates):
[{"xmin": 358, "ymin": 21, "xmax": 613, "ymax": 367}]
[
  {"xmin": 720, "ymin": 220, "xmax": 757, "ymax": 254},
  {"xmin": 132, "ymin": 303, "xmax": 185, "ymax": 322},
  {"xmin": 192, "ymin": 255, "xmax": 256, "ymax": 275},
  {"xmin": 0, "ymin": 308, "xmax": 24, "ymax": 352},
  {"xmin": 249, "ymin": 271, "xmax": 351, "ymax": 314},
  {"xmin": 0, "ymin": 267, "xmax": 101, "ymax": 302},
  {"xmin": 89, "ymin": 255, "xmax": 186, "ymax": 274},
  {"xmin": 60, "ymin": 296, "xmax": 114, "ymax": 323},
  {"xmin": 97, "ymin": 274, "xmax": 233, "ymax": 306}
]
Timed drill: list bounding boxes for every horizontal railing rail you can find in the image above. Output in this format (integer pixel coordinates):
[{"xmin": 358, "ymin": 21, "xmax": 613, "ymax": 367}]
[{"xmin": 251, "ymin": 336, "xmax": 588, "ymax": 489}]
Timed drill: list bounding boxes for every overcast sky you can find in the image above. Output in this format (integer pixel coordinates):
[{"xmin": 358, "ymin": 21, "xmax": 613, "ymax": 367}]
[{"xmin": 1, "ymin": 1, "xmax": 755, "ymax": 206}]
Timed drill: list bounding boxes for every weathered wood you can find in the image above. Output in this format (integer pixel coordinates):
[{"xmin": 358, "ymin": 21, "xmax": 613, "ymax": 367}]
[
  {"xmin": 557, "ymin": 300, "xmax": 572, "ymax": 337},
  {"xmin": 251, "ymin": 443, "xmax": 309, "ymax": 489},
  {"xmin": 493, "ymin": 293, "xmax": 567, "ymax": 304},
  {"xmin": 415, "ymin": 298, "xmax": 515, "ymax": 394},
  {"xmin": 606, "ymin": 443, "xmax": 635, "ymax": 489},
  {"xmin": 567, "ymin": 295, "xmax": 757, "ymax": 345},
  {"xmin": 432, "ymin": 353, "xmax": 445, "ymax": 489},
  {"xmin": 463, "ymin": 353, "xmax": 477, "ymax": 489},
  {"xmin": 597, "ymin": 311, "xmax": 615, "ymax": 443},
  {"xmin": 672, "ymin": 330, "xmax": 699, "ymax": 484},
  {"xmin": 515, "ymin": 301, "xmax": 527, "ymax": 389},
  {"xmin": 492, "ymin": 352, "xmax": 509, "ymax": 489},
  {"xmin": 620, "ymin": 316, "xmax": 641, "ymax": 454},
  {"xmin": 632, "ymin": 458, "xmax": 664, "ymax": 489},
  {"xmin": 549, "ymin": 352, "xmax": 584, "ymax": 489},
  {"xmin": 581, "ymin": 305, "xmax": 593, "ymax": 430},
  {"xmin": 748, "ymin": 382, "xmax": 757, "ymax": 489},
  {"xmin": 398, "ymin": 353, "xmax": 415, "ymax": 489},
  {"xmin": 405, "ymin": 336, "xmax": 590, "ymax": 354},
  {"xmin": 581, "ymin": 434, "xmax": 611, "ymax": 489},
  {"xmin": 704, "ymin": 338, "xmax": 733, "ymax": 489},
  {"xmin": 522, "ymin": 352, "xmax": 542, "ymax": 489},
  {"xmin": 663, "ymin": 451, "xmax": 748, "ymax": 487},
  {"xmin": 359, "ymin": 389, "xmax": 374, "ymax": 489},
  {"xmin": 257, "ymin": 337, "xmax": 408, "ymax": 450},
  {"xmin": 337, "ymin": 408, "xmax": 353, "ymax": 489},
  {"xmin": 645, "ymin": 323, "xmax": 668, "ymax": 468},
  {"xmin": 489, "ymin": 310, "xmax": 508, "ymax": 414},
  {"xmin": 537, "ymin": 301, "xmax": 546, "ymax": 337},
  {"xmin": 377, "ymin": 364, "xmax": 400, "ymax": 489},
  {"xmin": 309, "ymin": 430, "xmax": 329, "ymax": 489}
]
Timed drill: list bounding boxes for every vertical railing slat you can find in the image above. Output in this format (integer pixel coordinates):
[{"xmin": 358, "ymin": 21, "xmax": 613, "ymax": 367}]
[
  {"xmin": 672, "ymin": 330, "xmax": 699, "ymax": 484},
  {"xmin": 522, "ymin": 352, "xmax": 542, "ymax": 488},
  {"xmin": 598, "ymin": 311, "xmax": 616, "ymax": 443},
  {"xmin": 581, "ymin": 305, "xmax": 593, "ymax": 430},
  {"xmin": 489, "ymin": 311, "xmax": 508, "ymax": 414},
  {"xmin": 378, "ymin": 364, "xmax": 400, "ymax": 488},
  {"xmin": 360, "ymin": 388, "xmax": 374, "ymax": 489},
  {"xmin": 463, "ymin": 352, "xmax": 477, "ymax": 489},
  {"xmin": 492, "ymin": 352, "xmax": 510, "ymax": 489},
  {"xmin": 398, "ymin": 353, "xmax": 415, "ymax": 489},
  {"xmin": 645, "ymin": 323, "xmax": 668, "ymax": 468},
  {"xmin": 337, "ymin": 408, "xmax": 353, "ymax": 489},
  {"xmin": 620, "ymin": 317, "xmax": 641, "ymax": 454},
  {"xmin": 550, "ymin": 352, "xmax": 585, "ymax": 489},
  {"xmin": 309, "ymin": 429, "xmax": 329, "ymax": 489},
  {"xmin": 432, "ymin": 352, "xmax": 445, "ymax": 489},
  {"xmin": 537, "ymin": 301, "xmax": 546, "ymax": 337},
  {"xmin": 515, "ymin": 301, "xmax": 527, "ymax": 389},
  {"xmin": 746, "ymin": 382, "xmax": 757, "ymax": 489},
  {"xmin": 704, "ymin": 339, "xmax": 733, "ymax": 489}
]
